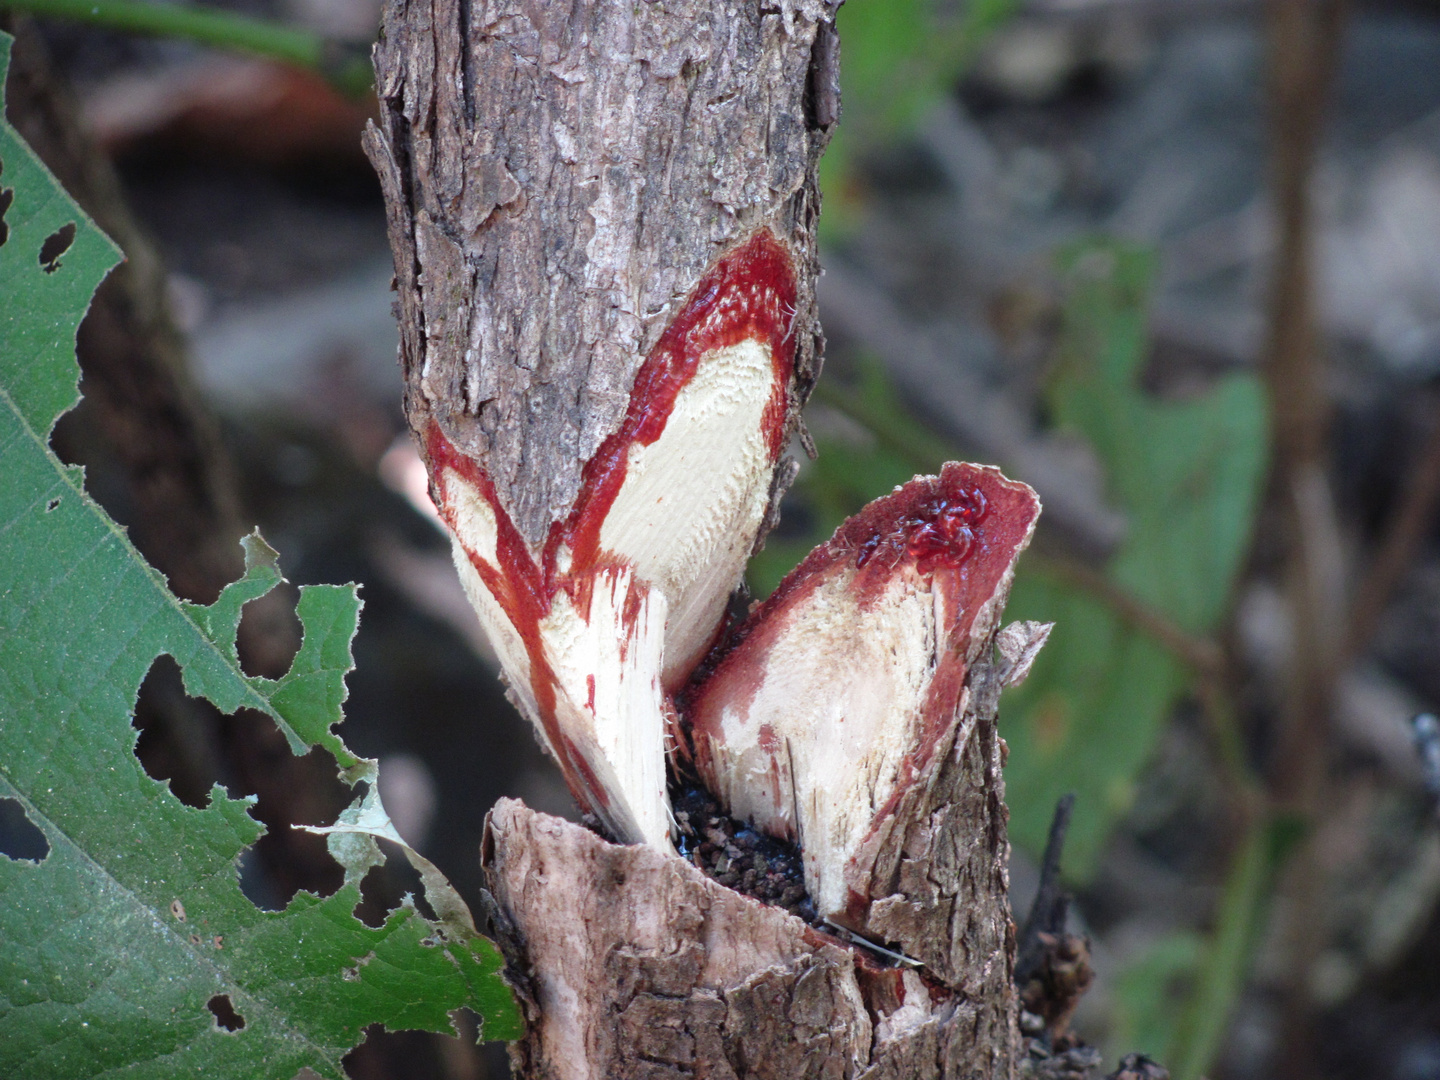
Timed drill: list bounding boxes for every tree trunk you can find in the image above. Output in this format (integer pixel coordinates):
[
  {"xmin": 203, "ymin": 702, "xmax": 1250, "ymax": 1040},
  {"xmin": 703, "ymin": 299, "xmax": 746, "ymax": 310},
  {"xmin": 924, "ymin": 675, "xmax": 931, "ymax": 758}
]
[
  {"xmin": 365, "ymin": 0, "xmax": 835, "ymax": 546},
  {"xmin": 366, "ymin": 1, "xmax": 1024, "ymax": 1076}
]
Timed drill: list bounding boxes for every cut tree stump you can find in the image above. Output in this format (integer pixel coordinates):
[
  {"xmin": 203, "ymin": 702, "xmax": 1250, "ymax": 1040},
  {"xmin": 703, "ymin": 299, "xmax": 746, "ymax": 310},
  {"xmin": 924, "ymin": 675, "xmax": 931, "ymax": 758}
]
[
  {"xmin": 366, "ymin": 1, "xmax": 1037, "ymax": 1077},
  {"xmin": 481, "ymin": 630, "xmax": 1037, "ymax": 1079}
]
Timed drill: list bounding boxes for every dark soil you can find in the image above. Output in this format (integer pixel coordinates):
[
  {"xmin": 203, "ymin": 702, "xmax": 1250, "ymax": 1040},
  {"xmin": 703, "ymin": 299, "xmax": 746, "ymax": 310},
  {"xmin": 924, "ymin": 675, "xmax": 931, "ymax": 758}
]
[{"xmin": 669, "ymin": 783, "xmax": 817, "ymax": 922}]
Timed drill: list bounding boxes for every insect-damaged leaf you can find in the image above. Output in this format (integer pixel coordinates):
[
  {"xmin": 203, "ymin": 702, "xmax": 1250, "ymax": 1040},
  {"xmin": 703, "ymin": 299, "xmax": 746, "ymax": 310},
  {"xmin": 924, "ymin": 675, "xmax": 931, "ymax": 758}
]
[{"xmin": 0, "ymin": 31, "xmax": 519, "ymax": 1079}]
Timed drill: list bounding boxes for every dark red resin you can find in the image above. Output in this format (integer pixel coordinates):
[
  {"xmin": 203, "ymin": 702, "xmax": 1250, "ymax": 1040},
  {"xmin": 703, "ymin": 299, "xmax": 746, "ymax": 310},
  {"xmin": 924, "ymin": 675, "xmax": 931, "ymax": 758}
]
[
  {"xmin": 716, "ymin": 462, "xmax": 1036, "ymax": 656},
  {"xmin": 424, "ymin": 229, "xmax": 800, "ymax": 829},
  {"xmin": 855, "ymin": 488, "xmax": 988, "ymax": 571},
  {"xmin": 559, "ymin": 230, "xmax": 798, "ymax": 575}
]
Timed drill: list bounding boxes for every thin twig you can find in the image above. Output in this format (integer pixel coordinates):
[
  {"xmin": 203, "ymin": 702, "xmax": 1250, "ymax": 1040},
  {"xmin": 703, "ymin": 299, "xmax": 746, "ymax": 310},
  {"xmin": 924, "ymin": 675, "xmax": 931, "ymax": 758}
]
[
  {"xmin": 1262, "ymin": 0, "xmax": 1348, "ymax": 809},
  {"xmin": 1194, "ymin": 675, "xmax": 1265, "ymax": 812},
  {"xmin": 1015, "ymin": 793, "xmax": 1075, "ymax": 987},
  {"xmin": 1343, "ymin": 394, "xmax": 1440, "ymax": 662},
  {"xmin": 1260, "ymin": 1, "xmax": 1349, "ymax": 1076},
  {"xmin": 819, "ymin": 919, "xmax": 925, "ymax": 968}
]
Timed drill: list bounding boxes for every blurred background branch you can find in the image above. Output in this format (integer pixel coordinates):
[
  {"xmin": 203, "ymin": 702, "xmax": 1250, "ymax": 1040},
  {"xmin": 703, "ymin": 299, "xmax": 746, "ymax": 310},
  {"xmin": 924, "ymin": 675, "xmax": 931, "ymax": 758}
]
[{"xmin": 0, "ymin": 0, "xmax": 372, "ymax": 93}]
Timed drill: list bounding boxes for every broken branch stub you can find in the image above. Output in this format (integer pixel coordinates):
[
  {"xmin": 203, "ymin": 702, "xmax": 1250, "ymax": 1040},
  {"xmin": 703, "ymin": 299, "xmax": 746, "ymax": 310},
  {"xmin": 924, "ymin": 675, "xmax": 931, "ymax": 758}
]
[
  {"xmin": 481, "ymin": 460, "xmax": 1043, "ymax": 1077},
  {"xmin": 687, "ymin": 465, "xmax": 1043, "ymax": 988},
  {"xmin": 476, "ymin": 466, "xmax": 1043, "ymax": 1078},
  {"xmin": 485, "ymin": 798, "xmax": 1022, "ymax": 1080},
  {"xmin": 688, "ymin": 466, "xmax": 1040, "ymax": 918}
]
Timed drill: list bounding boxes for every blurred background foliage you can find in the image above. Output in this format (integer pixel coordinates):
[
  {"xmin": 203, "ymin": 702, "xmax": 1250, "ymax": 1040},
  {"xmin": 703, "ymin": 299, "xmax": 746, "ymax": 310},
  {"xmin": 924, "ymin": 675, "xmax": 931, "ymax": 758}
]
[
  {"xmin": 821, "ymin": 0, "xmax": 1020, "ymax": 230},
  {"xmin": 4, "ymin": 0, "xmax": 1440, "ymax": 1076}
]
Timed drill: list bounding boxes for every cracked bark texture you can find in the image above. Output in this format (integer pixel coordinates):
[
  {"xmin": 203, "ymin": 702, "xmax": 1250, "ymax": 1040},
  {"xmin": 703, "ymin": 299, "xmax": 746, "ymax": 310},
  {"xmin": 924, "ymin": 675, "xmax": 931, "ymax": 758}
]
[
  {"xmin": 366, "ymin": 0, "xmax": 837, "ymax": 547},
  {"xmin": 846, "ymin": 665, "xmax": 1019, "ymax": 1064},
  {"xmin": 472, "ymin": 585, "xmax": 1028, "ymax": 1080},
  {"xmin": 369, "ymin": 0, "xmax": 1021, "ymax": 1075}
]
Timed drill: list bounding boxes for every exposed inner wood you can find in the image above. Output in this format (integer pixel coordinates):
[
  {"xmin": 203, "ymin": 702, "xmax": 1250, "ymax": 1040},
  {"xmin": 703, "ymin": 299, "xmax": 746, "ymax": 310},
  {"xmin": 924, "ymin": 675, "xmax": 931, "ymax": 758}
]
[
  {"xmin": 416, "ymin": 228, "xmax": 805, "ymax": 844},
  {"xmin": 685, "ymin": 465, "xmax": 1040, "ymax": 926}
]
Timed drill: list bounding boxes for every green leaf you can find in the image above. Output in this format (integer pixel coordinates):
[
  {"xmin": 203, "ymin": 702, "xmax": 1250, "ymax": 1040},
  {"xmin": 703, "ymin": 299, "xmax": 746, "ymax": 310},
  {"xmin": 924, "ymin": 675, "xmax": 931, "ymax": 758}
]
[
  {"xmin": 1000, "ymin": 240, "xmax": 1268, "ymax": 876},
  {"xmin": 0, "ymin": 30, "xmax": 519, "ymax": 1080}
]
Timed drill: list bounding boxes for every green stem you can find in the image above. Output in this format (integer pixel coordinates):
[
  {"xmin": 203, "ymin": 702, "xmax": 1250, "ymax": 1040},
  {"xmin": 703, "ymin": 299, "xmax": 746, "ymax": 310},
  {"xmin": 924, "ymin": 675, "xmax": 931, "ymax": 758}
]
[
  {"xmin": 1168, "ymin": 813, "xmax": 1296, "ymax": 1080},
  {"xmin": 1193, "ymin": 675, "xmax": 1267, "ymax": 821},
  {"xmin": 0, "ymin": 0, "xmax": 372, "ymax": 95}
]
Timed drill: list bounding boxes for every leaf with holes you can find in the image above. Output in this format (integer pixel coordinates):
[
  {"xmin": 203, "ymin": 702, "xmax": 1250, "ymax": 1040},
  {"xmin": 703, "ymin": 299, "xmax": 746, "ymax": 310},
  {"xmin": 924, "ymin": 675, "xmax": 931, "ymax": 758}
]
[{"xmin": 0, "ymin": 30, "xmax": 519, "ymax": 1080}]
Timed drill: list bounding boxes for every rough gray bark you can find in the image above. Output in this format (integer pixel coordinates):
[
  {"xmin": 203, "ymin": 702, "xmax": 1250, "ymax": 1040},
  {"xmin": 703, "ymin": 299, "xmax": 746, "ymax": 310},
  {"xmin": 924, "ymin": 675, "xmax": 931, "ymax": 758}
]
[
  {"xmin": 366, "ymin": 0, "xmax": 836, "ymax": 547},
  {"xmin": 367, "ymin": 1, "xmax": 1023, "ymax": 1076},
  {"xmin": 844, "ymin": 663, "xmax": 1019, "ymax": 1066}
]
